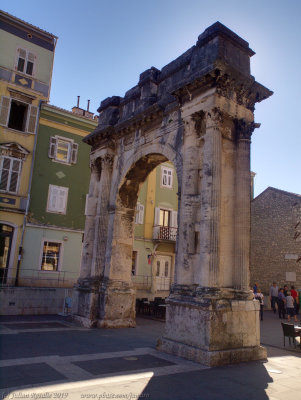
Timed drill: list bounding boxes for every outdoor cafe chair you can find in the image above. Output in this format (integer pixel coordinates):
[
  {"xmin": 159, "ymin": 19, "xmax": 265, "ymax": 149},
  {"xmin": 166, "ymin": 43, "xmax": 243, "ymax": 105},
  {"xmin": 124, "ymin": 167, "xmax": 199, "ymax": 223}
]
[{"xmin": 281, "ymin": 322, "xmax": 301, "ymax": 349}]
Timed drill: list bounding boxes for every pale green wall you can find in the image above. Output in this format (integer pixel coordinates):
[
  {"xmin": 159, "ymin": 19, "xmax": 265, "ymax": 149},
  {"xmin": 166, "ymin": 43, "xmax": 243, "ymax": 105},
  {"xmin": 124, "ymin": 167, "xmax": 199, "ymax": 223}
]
[
  {"xmin": 133, "ymin": 240, "xmax": 154, "ymax": 277},
  {"xmin": 0, "ymin": 30, "xmax": 54, "ymax": 84},
  {"xmin": 21, "ymin": 226, "xmax": 82, "ymax": 281},
  {"xmin": 155, "ymin": 162, "xmax": 178, "ymax": 210}
]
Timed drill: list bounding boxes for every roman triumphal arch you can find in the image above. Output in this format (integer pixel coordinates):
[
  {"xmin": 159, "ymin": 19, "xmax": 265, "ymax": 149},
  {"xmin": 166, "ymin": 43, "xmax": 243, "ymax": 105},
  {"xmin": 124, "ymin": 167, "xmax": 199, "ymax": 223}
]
[{"xmin": 73, "ymin": 22, "xmax": 272, "ymax": 366}]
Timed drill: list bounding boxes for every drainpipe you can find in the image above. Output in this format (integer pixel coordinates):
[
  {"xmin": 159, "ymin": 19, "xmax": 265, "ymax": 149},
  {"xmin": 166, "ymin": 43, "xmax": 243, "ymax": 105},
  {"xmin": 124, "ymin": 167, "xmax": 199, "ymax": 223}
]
[{"xmin": 15, "ymin": 100, "xmax": 43, "ymax": 286}]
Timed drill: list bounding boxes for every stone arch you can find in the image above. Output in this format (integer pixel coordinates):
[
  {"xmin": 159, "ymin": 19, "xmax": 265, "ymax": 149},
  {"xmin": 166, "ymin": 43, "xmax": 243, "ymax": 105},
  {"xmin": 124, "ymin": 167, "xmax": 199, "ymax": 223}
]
[
  {"xmin": 107, "ymin": 151, "xmax": 179, "ymax": 276},
  {"xmin": 73, "ymin": 22, "xmax": 272, "ymax": 366}
]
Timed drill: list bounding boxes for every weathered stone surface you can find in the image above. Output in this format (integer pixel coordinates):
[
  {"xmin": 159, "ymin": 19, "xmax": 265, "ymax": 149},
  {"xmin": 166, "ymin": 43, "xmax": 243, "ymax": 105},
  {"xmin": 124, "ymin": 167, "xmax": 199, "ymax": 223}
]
[
  {"xmin": 73, "ymin": 21, "xmax": 272, "ymax": 366},
  {"xmin": 250, "ymin": 187, "xmax": 301, "ymax": 295}
]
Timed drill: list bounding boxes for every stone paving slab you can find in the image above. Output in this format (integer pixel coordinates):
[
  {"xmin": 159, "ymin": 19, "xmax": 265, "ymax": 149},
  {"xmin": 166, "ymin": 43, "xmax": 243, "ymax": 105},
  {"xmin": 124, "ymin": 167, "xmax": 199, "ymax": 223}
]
[
  {"xmin": 0, "ymin": 362, "xmax": 65, "ymax": 389},
  {"xmin": 73, "ymin": 354, "xmax": 176, "ymax": 375},
  {"xmin": 1, "ymin": 322, "xmax": 71, "ymax": 330}
]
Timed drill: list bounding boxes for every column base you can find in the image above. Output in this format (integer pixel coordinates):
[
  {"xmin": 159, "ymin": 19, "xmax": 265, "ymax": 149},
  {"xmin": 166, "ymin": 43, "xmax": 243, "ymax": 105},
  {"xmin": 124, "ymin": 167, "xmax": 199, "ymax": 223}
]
[
  {"xmin": 72, "ymin": 277, "xmax": 136, "ymax": 328},
  {"xmin": 157, "ymin": 337, "xmax": 266, "ymax": 367},
  {"xmin": 157, "ymin": 285, "xmax": 266, "ymax": 366}
]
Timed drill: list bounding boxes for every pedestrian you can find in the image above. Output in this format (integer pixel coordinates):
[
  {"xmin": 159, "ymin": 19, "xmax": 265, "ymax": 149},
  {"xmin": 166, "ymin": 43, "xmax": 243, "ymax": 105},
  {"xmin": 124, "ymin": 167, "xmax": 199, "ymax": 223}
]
[
  {"xmin": 255, "ymin": 289, "xmax": 264, "ymax": 321},
  {"xmin": 253, "ymin": 283, "xmax": 258, "ymax": 294},
  {"xmin": 283, "ymin": 285, "xmax": 288, "ymax": 296},
  {"xmin": 285, "ymin": 290, "xmax": 298, "ymax": 323},
  {"xmin": 269, "ymin": 282, "xmax": 279, "ymax": 314},
  {"xmin": 290, "ymin": 285, "xmax": 299, "ymax": 315},
  {"xmin": 278, "ymin": 288, "xmax": 286, "ymax": 319}
]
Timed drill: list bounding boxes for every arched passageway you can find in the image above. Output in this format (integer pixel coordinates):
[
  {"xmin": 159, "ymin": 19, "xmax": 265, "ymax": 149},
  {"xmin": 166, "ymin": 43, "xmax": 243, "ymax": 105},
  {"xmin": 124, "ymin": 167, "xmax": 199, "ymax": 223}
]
[{"xmin": 73, "ymin": 22, "xmax": 272, "ymax": 366}]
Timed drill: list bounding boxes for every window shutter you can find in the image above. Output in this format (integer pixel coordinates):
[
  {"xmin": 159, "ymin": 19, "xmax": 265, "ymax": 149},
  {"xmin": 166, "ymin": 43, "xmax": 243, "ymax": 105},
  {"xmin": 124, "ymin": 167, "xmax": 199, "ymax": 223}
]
[
  {"xmin": 0, "ymin": 96, "xmax": 11, "ymax": 127},
  {"xmin": 48, "ymin": 137, "xmax": 57, "ymax": 159},
  {"xmin": 58, "ymin": 188, "xmax": 68, "ymax": 213},
  {"xmin": 138, "ymin": 204, "xmax": 144, "ymax": 224},
  {"xmin": 16, "ymin": 48, "xmax": 26, "ymax": 71},
  {"xmin": 51, "ymin": 186, "xmax": 58, "ymax": 210},
  {"xmin": 168, "ymin": 170, "xmax": 173, "ymax": 187},
  {"xmin": 0, "ymin": 157, "xmax": 11, "ymax": 191},
  {"xmin": 171, "ymin": 211, "xmax": 178, "ymax": 228},
  {"xmin": 154, "ymin": 207, "xmax": 160, "ymax": 226},
  {"xmin": 71, "ymin": 142, "xmax": 78, "ymax": 164},
  {"xmin": 28, "ymin": 52, "xmax": 35, "ymax": 62},
  {"xmin": 26, "ymin": 105, "xmax": 38, "ymax": 133},
  {"xmin": 135, "ymin": 202, "xmax": 140, "ymax": 224},
  {"xmin": 9, "ymin": 159, "xmax": 21, "ymax": 193}
]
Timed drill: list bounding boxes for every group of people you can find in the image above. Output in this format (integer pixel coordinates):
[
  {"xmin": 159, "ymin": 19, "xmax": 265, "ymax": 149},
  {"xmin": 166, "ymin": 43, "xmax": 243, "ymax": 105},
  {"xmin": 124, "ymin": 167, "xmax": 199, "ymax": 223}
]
[{"xmin": 269, "ymin": 282, "xmax": 300, "ymax": 323}]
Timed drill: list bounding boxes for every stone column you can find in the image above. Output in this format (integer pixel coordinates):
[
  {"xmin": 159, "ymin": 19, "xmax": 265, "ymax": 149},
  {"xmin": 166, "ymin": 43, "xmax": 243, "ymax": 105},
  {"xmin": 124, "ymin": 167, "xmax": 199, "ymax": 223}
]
[
  {"xmin": 198, "ymin": 109, "xmax": 222, "ymax": 287},
  {"xmin": 91, "ymin": 154, "xmax": 114, "ymax": 277},
  {"xmin": 73, "ymin": 153, "xmax": 114, "ymax": 327},
  {"xmin": 158, "ymin": 111, "xmax": 266, "ymax": 366},
  {"xmin": 80, "ymin": 159, "xmax": 101, "ymax": 279},
  {"xmin": 234, "ymin": 120, "xmax": 255, "ymax": 290}
]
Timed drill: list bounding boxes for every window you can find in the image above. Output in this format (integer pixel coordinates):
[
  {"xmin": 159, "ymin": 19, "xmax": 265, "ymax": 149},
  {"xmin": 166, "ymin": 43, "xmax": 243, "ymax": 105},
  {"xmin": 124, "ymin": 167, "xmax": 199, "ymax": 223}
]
[
  {"xmin": 159, "ymin": 209, "xmax": 170, "ymax": 227},
  {"xmin": 16, "ymin": 48, "xmax": 35, "ymax": 76},
  {"xmin": 164, "ymin": 261, "xmax": 169, "ymax": 277},
  {"xmin": 156, "ymin": 260, "xmax": 160, "ymax": 277},
  {"xmin": 40, "ymin": 241, "xmax": 62, "ymax": 271},
  {"xmin": 132, "ymin": 251, "xmax": 138, "ymax": 276},
  {"xmin": 0, "ymin": 96, "xmax": 38, "ymax": 134},
  {"xmin": 48, "ymin": 136, "xmax": 78, "ymax": 164},
  {"xmin": 135, "ymin": 202, "xmax": 144, "ymax": 224},
  {"xmin": 161, "ymin": 166, "xmax": 173, "ymax": 188},
  {"xmin": 47, "ymin": 185, "xmax": 68, "ymax": 214},
  {"xmin": 0, "ymin": 156, "xmax": 22, "ymax": 193}
]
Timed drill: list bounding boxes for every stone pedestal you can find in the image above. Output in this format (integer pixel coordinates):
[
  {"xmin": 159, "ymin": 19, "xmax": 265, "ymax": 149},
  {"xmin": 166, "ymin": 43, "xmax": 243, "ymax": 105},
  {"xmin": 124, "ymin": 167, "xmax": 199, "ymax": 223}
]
[
  {"xmin": 157, "ymin": 286, "xmax": 267, "ymax": 367},
  {"xmin": 72, "ymin": 278, "xmax": 136, "ymax": 328}
]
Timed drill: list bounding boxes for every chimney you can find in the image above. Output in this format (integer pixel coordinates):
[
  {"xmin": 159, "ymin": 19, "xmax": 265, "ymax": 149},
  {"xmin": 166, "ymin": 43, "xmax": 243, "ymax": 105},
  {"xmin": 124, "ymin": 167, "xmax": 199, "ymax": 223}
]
[{"xmin": 72, "ymin": 96, "xmax": 94, "ymax": 120}]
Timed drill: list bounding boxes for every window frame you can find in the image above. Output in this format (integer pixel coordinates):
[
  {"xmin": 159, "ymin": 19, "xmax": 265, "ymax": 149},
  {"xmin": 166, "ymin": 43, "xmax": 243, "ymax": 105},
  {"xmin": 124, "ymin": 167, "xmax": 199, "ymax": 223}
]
[
  {"xmin": 15, "ymin": 47, "xmax": 36, "ymax": 77},
  {"xmin": 135, "ymin": 202, "xmax": 145, "ymax": 224},
  {"xmin": 39, "ymin": 239, "xmax": 63, "ymax": 272},
  {"xmin": 159, "ymin": 209, "xmax": 171, "ymax": 227},
  {"xmin": 46, "ymin": 184, "xmax": 69, "ymax": 215},
  {"xmin": 161, "ymin": 166, "xmax": 173, "ymax": 189},
  {"xmin": 0, "ymin": 156, "xmax": 22, "ymax": 194},
  {"xmin": 48, "ymin": 136, "xmax": 78, "ymax": 165},
  {"xmin": 0, "ymin": 96, "xmax": 38, "ymax": 134}
]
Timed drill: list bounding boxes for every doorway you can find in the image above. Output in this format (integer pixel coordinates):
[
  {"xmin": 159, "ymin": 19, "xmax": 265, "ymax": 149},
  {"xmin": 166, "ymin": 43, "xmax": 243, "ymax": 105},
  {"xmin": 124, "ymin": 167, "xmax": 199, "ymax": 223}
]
[{"xmin": 0, "ymin": 224, "xmax": 14, "ymax": 284}]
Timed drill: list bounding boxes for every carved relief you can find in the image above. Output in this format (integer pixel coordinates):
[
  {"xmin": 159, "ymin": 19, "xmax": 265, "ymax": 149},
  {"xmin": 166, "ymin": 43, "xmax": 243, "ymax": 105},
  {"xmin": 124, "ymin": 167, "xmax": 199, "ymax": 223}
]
[{"xmin": 192, "ymin": 110, "xmax": 206, "ymax": 138}]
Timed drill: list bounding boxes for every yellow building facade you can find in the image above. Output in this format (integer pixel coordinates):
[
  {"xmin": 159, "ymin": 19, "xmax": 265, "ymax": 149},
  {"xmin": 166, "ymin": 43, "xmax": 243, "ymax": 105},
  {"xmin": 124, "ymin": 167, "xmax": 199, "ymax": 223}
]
[{"xmin": 0, "ymin": 11, "xmax": 57, "ymax": 284}]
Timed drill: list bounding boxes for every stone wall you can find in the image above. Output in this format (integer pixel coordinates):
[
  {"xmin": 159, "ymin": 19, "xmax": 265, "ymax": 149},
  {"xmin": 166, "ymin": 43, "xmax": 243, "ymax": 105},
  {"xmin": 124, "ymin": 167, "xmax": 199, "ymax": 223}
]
[
  {"xmin": 0, "ymin": 287, "xmax": 70, "ymax": 315},
  {"xmin": 250, "ymin": 187, "xmax": 301, "ymax": 295}
]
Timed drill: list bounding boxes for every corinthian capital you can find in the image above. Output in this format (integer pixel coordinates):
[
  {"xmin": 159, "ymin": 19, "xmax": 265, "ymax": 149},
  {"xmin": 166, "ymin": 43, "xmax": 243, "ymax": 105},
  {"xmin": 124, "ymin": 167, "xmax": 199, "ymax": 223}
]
[
  {"xmin": 234, "ymin": 119, "xmax": 257, "ymax": 142},
  {"xmin": 101, "ymin": 154, "xmax": 114, "ymax": 170}
]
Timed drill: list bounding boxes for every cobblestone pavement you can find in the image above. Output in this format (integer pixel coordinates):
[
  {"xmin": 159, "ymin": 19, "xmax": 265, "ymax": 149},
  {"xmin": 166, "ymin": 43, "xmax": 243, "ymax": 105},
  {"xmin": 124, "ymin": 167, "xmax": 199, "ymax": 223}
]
[{"xmin": 0, "ymin": 311, "xmax": 300, "ymax": 400}]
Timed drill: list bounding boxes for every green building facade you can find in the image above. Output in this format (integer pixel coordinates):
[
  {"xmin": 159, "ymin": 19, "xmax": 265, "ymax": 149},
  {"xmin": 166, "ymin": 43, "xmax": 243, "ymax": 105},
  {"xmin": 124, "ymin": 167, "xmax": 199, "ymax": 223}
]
[{"xmin": 19, "ymin": 104, "xmax": 97, "ymax": 287}]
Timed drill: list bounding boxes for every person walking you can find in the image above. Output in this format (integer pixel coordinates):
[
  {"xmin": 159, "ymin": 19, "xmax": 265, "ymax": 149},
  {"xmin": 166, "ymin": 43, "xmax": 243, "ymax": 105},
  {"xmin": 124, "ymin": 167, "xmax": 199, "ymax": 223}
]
[
  {"xmin": 285, "ymin": 290, "xmax": 298, "ymax": 323},
  {"xmin": 290, "ymin": 285, "xmax": 299, "ymax": 316},
  {"xmin": 269, "ymin": 282, "xmax": 279, "ymax": 314},
  {"xmin": 255, "ymin": 289, "xmax": 264, "ymax": 321},
  {"xmin": 278, "ymin": 288, "xmax": 286, "ymax": 319}
]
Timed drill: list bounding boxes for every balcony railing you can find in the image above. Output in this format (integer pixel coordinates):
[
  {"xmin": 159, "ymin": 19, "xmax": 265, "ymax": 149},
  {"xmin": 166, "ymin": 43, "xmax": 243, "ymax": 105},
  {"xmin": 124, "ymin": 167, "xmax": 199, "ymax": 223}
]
[
  {"xmin": 153, "ymin": 225, "xmax": 177, "ymax": 241},
  {"xmin": 131, "ymin": 274, "xmax": 172, "ymax": 291},
  {"xmin": 131, "ymin": 274, "xmax": 152, "ymax": 289}
]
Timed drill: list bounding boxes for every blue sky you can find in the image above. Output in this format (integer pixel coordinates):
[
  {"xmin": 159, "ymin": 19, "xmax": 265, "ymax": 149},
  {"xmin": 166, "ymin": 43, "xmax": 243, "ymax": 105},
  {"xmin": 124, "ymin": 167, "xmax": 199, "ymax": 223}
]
[{"xmin": 3, "ymin": 0, "xmax": 301, "ymax": 196}]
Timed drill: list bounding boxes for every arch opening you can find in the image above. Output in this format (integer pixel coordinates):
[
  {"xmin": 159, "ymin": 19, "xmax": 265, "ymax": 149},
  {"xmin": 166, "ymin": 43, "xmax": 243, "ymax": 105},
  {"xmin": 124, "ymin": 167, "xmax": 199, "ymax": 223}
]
[{"xmin": 107, "ymin": 153, "xmax": 179, "ymax": 316}]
